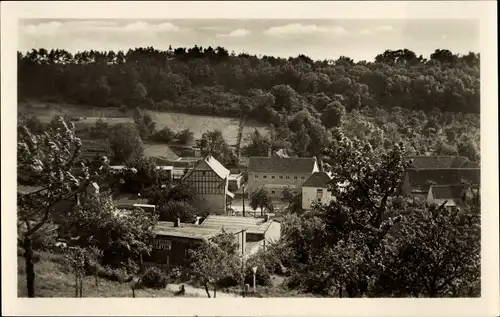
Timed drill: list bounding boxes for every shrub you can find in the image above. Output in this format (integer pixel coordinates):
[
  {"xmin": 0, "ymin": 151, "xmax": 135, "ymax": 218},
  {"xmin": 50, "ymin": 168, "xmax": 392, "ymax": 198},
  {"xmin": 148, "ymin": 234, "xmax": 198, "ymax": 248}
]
[
  {"xmin": 141, "ymin": 267, "xmax": 169, "ymax": 289},
  {"xmin": 98, "ymin": 265, "xmax": 132, "ymax": 283}
]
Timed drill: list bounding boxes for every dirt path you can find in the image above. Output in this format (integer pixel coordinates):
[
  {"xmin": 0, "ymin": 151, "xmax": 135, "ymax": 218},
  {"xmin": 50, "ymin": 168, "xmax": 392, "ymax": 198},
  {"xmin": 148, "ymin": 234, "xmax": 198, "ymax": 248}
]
[{"xmin": 166, "ymin": 283, "xmax": 239, "ymax": 298}]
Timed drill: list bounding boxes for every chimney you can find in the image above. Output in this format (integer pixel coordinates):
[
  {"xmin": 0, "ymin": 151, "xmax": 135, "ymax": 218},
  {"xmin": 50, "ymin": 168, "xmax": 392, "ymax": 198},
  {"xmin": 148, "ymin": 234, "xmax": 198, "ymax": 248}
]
[
  {"xmin": 174, "ymin": 218, "xmax": 181, "ymax": 227},
  {"xmin": 195, "ymin": 216, "xmax": 201, "ymax": 225}
]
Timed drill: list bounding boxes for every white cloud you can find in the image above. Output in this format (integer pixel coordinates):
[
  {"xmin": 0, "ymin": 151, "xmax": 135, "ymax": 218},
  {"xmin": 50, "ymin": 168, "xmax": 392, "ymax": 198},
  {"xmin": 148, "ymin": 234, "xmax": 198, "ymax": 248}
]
[
  {"xmin": 263, "ymin": 23, "xmax": 348, "ymax": 36},
  {"xmin": 216, "ymin": 28, "xmax": 250, "ymax": 38},
  {"xmin": 156, "ymin": 22, "xmax": 180, "ymax": 32},
  {"xmin": 21, "ymin": 20, "xmax": 181, "ymax": 37},
  {"xmin": 331, "ymin": 26, "xmax": 348, "ymax": 35},
  {"xmin": 23, "ymin": 21, "xmax": 62, "ymax": 35},
  {"xmin": 359, "ymin": 25, "xmax": 394, "ymax": 35}
]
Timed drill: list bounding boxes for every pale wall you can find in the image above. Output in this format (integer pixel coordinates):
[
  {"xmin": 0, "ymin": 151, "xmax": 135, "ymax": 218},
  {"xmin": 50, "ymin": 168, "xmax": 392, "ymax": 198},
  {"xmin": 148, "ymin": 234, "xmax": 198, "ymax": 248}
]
[{"xmin": 302, "ymin": 186, "xmax": 333, "ymax": 210}]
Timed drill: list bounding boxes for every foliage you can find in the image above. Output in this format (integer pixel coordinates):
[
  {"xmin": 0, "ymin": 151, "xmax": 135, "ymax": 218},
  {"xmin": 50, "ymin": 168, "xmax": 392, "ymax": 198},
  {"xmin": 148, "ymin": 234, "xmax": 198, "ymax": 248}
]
[
  {"xmin": 145, "ymin": 183, "xmax": 196, "ymax": 207},
  {"xmin": 141, "ymin": 267, "xmax": 169, "ymax": 289},
  {"xmin": 64, "ymin": 246, "xmax": 87, "ymax": 297},
  {"xmin": 373, "ymin": 204, "xmax": 481, "ymax": 297},
  {"xmin": 199, "ymin": 129, "xmax": 237, "ymax": 166},
  {"xmin": 158, "ymin": 200, "xmax": 197, "ymax": 222},
  {"xmin": 108, "ymin": 123, "xmax": 144, "ymax": 164},
  {"xmin": 18, "ymin": 47, "xmax": 480, "ymax": 159},
  {"xmin": 249, "ymin": 188, "xmax": 275, "ymax": 216},
  {"xmin": 150, "ymin": 126, "xmax": 176, "ymax": 144},
  {"xmin": 133, "ymin": 107, "xmax": 156, "ymax": 140},
  {"xmin": 282, "ymin": 187, "xmax": 304, "ymax": 215},
  {"xmin": 59, "ymin": 195, "xmax": 158, "ymax": 269},
  {"xmin": 281, "ymin": 134, "xmax": 411, "ymax": 297},
  {"xmin": 115, "ymin": 157, "xmax": 168, "ymax": 193},
  {"xmin": 321, "ymin": 101, "xmax": 346, "ymax": 129},
  {"xmin": 17, "ymin": 116, "xmax": 91, "ymax": 297},
  {"xmin": 242, "ymin": 129, "xmax": 272, "ymax": 157},
  {"xmin": 188, "ymin": 231, "xmax": 242, "ymax": 298}
]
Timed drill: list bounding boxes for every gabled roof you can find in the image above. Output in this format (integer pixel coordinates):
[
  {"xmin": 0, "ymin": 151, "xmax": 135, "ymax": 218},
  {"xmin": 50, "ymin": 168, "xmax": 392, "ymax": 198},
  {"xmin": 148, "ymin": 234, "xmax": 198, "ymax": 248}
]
[
  {"xmin": 429, "ymin": 184, "xmax": 467, "ymax": 200},
  {"xmin": 406, "ymin": 168, "xmax": 480, "ymax": 192},
  {"xmin": 201, "ymin": 215, "xmax": 272, "ymax": 234},
  {"xmin": 184, "ymin": 155, "xmax": 230, "ymax": 180},
  {"xmin": 302, "ymin": 172, "xmax": 332, "ymax": 188},
  {"xmin": 248, "ymin": 156, "xmax": 316, "ymax": 174},
  {"xmin": 404, "ymin": 156, "xmax": 475, "ymax": 169}
]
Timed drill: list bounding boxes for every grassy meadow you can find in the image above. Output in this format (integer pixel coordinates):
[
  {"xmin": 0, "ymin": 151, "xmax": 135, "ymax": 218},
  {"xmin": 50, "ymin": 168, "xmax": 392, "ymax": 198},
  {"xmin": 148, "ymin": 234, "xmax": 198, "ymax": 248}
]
[{"xmin": 19, "ymin": 101, "xmax": 270, "ymax": 147}]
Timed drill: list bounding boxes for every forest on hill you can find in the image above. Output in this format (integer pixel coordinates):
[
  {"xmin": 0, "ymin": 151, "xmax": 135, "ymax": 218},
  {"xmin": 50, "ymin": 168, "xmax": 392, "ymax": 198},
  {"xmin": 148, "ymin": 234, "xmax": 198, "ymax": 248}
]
[{"xmin": 17, "ymin": 46, "xmax": 481, "ymax": 161}]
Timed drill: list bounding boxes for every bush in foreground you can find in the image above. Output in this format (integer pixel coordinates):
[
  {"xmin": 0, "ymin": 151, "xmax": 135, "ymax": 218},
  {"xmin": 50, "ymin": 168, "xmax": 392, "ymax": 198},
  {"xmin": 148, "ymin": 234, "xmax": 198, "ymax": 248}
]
[{"xmin": 141, "ymin": 267, "xmax": 169, "ymax": 289}]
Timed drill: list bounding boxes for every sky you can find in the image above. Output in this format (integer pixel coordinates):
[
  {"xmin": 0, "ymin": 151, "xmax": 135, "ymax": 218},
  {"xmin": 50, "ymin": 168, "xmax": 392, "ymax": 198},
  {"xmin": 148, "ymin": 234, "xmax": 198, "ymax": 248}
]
[{"xmin": 18, "ymin": 19, "xmax": 480, "ymax": 62}]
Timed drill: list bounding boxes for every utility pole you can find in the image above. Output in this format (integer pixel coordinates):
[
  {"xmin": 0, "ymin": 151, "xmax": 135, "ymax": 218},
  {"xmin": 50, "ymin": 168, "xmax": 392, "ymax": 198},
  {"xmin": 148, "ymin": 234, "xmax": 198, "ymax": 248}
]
[
  {"xmin": 252, "ymin": 266, "xmax": 257, "ymax": 293},
  {"xmin": 242, "ymin": 184, "xmax": 246, "ymax": 217}
]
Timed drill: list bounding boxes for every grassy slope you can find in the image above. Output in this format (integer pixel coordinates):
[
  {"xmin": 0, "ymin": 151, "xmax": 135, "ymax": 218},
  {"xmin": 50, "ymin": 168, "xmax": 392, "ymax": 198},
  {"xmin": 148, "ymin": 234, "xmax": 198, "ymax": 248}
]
[
  {"xmin": 19, "ymin": 101, "xmax": 269, "ymax": 146},
  {"xmin": 17, "ymin": 252, "xmax": 189, "ymax": 298}
]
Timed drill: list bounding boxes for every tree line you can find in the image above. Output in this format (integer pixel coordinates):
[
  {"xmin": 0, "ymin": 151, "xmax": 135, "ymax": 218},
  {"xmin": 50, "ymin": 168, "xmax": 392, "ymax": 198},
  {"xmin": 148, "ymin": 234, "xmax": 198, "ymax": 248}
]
[{"xmin": 18, "ymin": 46, "xmax": 480, "ymax": 122}]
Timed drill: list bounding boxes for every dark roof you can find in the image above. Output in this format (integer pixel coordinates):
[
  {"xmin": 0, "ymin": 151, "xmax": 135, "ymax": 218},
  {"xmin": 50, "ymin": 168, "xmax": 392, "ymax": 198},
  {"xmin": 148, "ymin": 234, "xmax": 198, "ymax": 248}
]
[
  {"xmin": 406, "ymin": 168, "xmax": 480, "ymax": 192},
  {"xmin": 302, "ymin": 172, "xmax": 332, "ymax": 188},
  {"xmin": 463, "ymin": 161, "xmax": 480, "ymax": 168},
  {"xmin": 429, "ymin": 184, "xmax": 467, "ymax": 200},
  {"xmin": 404, "ymin": 156, "xmax": 474, "ymax": 169},
  {"xmin": 248, "ymin": 156, "xmax": 316, "ymax": 174}
]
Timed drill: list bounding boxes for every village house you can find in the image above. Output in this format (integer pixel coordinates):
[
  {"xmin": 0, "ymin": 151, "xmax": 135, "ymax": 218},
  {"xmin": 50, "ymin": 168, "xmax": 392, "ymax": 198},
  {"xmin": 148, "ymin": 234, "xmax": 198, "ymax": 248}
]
[
  {"xmin": 246, "ymin": 156, "xmax": 319, "ymax": 198},
  {"xmin": 426, "ymin": 184, "xmax": 476, "ymax": 212},
  {"xmin": 143, "ymin": 219, "xmax": 246, "ymax": 270},
  {"xmin": 200, "ymin": 215, "xmax": 281, "ymax": 256},
  {"xmin": 301, "ymin": 171, "xmax": 333, "ymax": 210},
  {"xmin": 401, "ymin": 168, "xmax": 480, "ymax": 199},
  {"xmin": 228, "ymin": 172, "xmax": 245, "ymax": 192},
  {"xmin": 181, "ymin": 155, "xmax": 234, "ymax": 215},
  {"xmin": 400, "ymin": 156, "xmax": 480, "ymax": 200}
]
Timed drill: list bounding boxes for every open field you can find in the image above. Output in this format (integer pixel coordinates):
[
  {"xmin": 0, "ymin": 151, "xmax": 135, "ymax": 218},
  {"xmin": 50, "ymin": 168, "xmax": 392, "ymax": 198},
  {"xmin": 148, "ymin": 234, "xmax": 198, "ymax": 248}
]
[{"xmin": 19, "ymin": 101, "xmax": 270, "ymax": 146}]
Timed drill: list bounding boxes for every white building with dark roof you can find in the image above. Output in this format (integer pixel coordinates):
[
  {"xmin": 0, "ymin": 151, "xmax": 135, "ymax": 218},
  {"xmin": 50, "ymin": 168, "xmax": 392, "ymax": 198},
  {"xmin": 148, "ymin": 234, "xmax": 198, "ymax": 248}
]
[
  {"xmin": 301, "ymin": 171, "xmax": 333, "ymax": 210},
  {"xmin": 246, "ymin": 156, "xmax": 319, "ymax": 198}
]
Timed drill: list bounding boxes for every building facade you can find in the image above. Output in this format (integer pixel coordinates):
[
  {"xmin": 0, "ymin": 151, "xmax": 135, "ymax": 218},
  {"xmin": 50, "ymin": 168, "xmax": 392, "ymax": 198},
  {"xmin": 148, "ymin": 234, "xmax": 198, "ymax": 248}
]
[
  {"xmin": 301, "ymin": 172, "xmax": 333, "ymax": 210},
  {"xmin": 144, "ymin": 220, "xmax": 245, "ymax": 270},
  {"xmin": 182, "ymin": 155, "xmax": 232, "ymax": 215},
  {"xmin": 247, "ymin": 156, "xmax": 319, "ymax": 198}
]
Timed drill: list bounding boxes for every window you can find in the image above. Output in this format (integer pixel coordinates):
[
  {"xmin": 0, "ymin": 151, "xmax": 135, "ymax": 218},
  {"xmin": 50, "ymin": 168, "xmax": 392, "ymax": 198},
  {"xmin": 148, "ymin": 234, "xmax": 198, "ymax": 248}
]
[
  {"xmin": 279, "ymin": 176, "xmax": 283, "ymax": 179},
  {"xmin": 271, "ymin": 175, "xmax": 275, "ymax": 179},
  {"xmin": 294, "ymin": 176, "xmax": 298, "ymax": 180},
  {"xmin": 255, "ymin": 175, "xmax": 259, "ymax": 179},
  {"xmin": 271, "ymin": 190, "xmax": 275, "ymax": 195},
  {"xmin": 286, "ymin": 176, "xmax": 290, "ymax": 179},
  {"xmin": 153, "ymin": 238, "xmax": 172, "ymax": 251},
  {"xmin": 263, "ymin": 175, "xmax": 267, "ymax": 179},
  {"xmin": 316, "ymin": 189, "xmax": 323, "ymax": 200},
  {"xmin": 301, "ymin": 176, "xmax": 305, "ymax": 180}
]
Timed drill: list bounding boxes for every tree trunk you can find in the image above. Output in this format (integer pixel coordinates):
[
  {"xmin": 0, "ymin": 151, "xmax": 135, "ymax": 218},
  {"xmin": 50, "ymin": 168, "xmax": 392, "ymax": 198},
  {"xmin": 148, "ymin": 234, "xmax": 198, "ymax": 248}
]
[
  {"xmin": 213, "ymin": 285, "xmax": 217, "ymax": 298},
  {"xmin": 95, "ymin": 271, "xmax": 99, "ymax": 287},
  {"xmin": 204, "ymin": 282, "xmax": 211, "ymax": 298},
  {"xmin": 338, "ymin": 286, "xmax": 342, "ymax": 298},
  {"xmin": 75, "ymin": 274, "xmax": 79, "ymax": 297},
  {"xmin": 79, "ymin": 277, "xmax": 83, "ymax": 297},
  {"xmin": 23, "ymin": 237, "xmax": 36, "ymax": 298}
]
